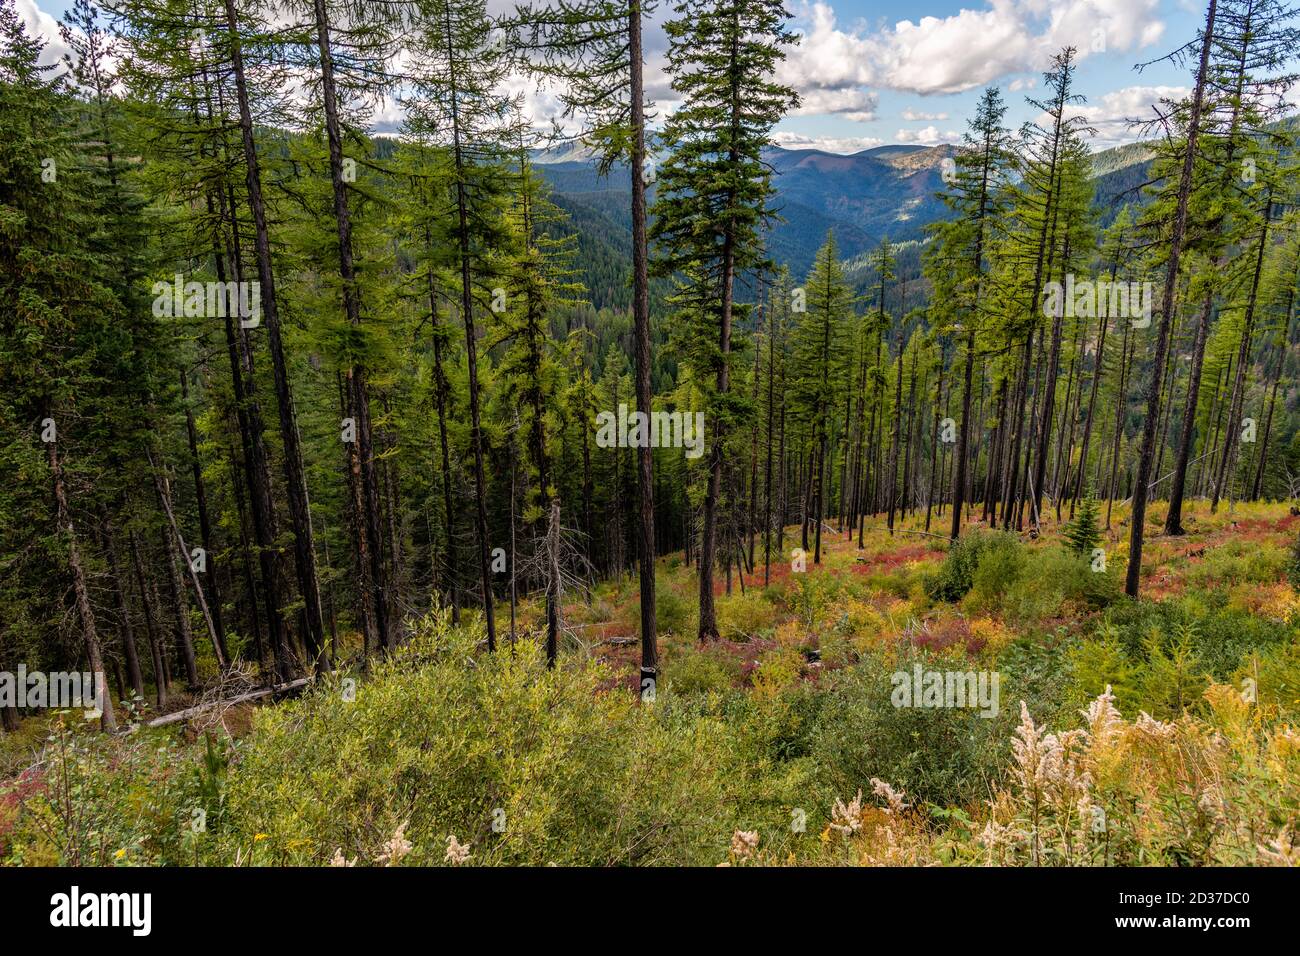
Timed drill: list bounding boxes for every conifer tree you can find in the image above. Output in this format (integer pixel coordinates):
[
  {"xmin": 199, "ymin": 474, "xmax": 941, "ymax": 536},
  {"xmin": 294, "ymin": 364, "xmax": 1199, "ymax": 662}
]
[
  {"xmin": 405, "ymin": 0, "xmax": 520, "ymax": 650},
  {"xmin": 650, "ymin": 0, "xmax": 796, "ymax": 641},
  {"xmin": 1128, "ymin": 0, "xmax": 1218, "ymax": 596},
  {"xmin": 926, "ymin": 86, "xmax": 1013, "ymax": 540},
  {"xmin": 789, "ymin": 232, "xmax": 854, "ymax": 563},
  {"xmin": 514, "ymin": 0, "xmax": 662, "ymax": 687}
]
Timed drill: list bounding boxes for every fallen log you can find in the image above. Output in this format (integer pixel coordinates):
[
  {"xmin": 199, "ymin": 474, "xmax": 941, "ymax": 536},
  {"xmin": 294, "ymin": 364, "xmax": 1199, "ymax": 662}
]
[{"xmin": 144, "ymin": 677, "xmax": 311, "ymax": 728}]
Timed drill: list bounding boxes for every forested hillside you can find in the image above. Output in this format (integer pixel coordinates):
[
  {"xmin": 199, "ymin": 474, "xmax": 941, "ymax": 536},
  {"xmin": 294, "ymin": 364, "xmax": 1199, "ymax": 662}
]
[
  {"xmin": 2, "ymin": 0, "xmax": 1300, "ymax": 871},
  {"xmin": 539, "ymin": 142, "xmax": 955, "ymax": 277}
]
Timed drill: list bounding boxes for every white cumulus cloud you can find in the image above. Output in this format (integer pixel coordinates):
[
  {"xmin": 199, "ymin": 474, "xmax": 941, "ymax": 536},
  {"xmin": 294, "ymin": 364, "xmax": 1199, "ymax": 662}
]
[
  {"xmin": 901, "ymin": 108, "xmax": 949, "ymax": 121},
  {"xmin": 782, "ymin": 0, "xmax": 1166, "ymax": 98},
  {"xmin": 895, "ymin": 125, "xmax": 960, "ymax": 145},
  {"xmin": 1062, "ymin": 84, "xmax": 1190, "ymax": 148},
  {"xmin": 770, "ymin": 130, "xmax": 884, "ymax": 153}
]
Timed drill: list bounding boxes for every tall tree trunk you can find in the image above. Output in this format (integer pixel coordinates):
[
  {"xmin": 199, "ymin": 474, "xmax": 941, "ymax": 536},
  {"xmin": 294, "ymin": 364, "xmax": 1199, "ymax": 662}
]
[
  {"xmin": 1253, "ymin": 333, "xmax": 1286, "ymax": 499},
  {"xmin": 1074, "ymin": 306, "xmax": 1112, "ymax": 508},
  {"xmin": 1126, "ymin": 0, "xmax": 1216, "ymax": 595},
  {"xmin": 48, "ymin": 424, "xmax": 116, "ymax": 732},
  {"xmin": 129, "ymin": 529, "xmax": 168, "ymax": 709},
  {"xmin": 426, "ymin": 257, "xmax": 461, "ymax": 623},
  {"xmin": 1212, "ymin": 199, "xmax": 1271, "ymax": 513},
  {"xmin": 748, "ymin": 300, "xmax": 762, "ymax": 564},
  {"xmin": 546, "ymin": 498, "xmax": 563, "ymax": 666},
  {"xmin": 149, "ymin": 450, "xmax": 226, "ymax": 673},
  {"xmin": 102, "ymin": 517, "xmax": 144, "ymax": 699},
  {"xmin": 886, "ymin": 336, "xmax": 904, "ymax": 533},
  {"xmin": 925, "ymin": 356, "xmax": 944, "ymax": 532},
  {"xmin": 158, "ymin": 522, "xmax": 199, "ymax": 689},
  {"xmin": 312, "ymin": 0, "xmax": 389, "ymax": 652},
  {"xmin": 211, "ymin": 185, "xmax": 276, "ymax": 674},
  {"xmin": 763, "ymin": 286, "xmax": 778, "ymax": 583},
  {"xmin": 698, "ymin": 226, "xmax": 733, "ymax": 640},
  {"xmin": 223, "ymin": 0, "xmax": 326, "ymax": 670},
  {"xmin": 441, "ymin": 1, "xmax": 497, "ymax": 651},
  {"xmin": 179, "ymin": 369, "xmax": 227, "ymax": 662},
  {"xmin": 1105, "ymin": 323, "xmax": 1134, "ymax": 528}
]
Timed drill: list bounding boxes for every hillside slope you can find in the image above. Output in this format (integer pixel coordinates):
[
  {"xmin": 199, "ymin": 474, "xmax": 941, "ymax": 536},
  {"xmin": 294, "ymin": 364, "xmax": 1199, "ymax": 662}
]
[{"xmin": 539, "ymin": 140, "xmax": 1156, "ymax": 283}]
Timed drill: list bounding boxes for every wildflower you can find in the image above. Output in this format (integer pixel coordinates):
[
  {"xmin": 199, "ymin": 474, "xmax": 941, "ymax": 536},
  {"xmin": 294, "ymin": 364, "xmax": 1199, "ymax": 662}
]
[
  {"xmin": 979, "ymin": 819, "xmax": 1011, "ymax": 850},
  {"xmin": 114, "ymin": 848, "xmax": 126, "ymax": 860},
  {"xmin": 444, "ymin": 834, "xmax": 472, "ymax": 865},
  {"xmin": 253, "ymin": 833, "xmax": 268, "ymax": 842},
  {"xmin": 1082, "ymin": 685, "xmax": 1123, "ymax": 750},
  {"xmin": 1134, "ymin": 711, "xmax": 1176, "ymax": 741},
  {"xmin": 329, "ymin": 848, "xmax": 355, "ymax": 867},
  {"xmin": 869, "ymin": 778, "xmax": 909, "ymax": 815},
  {"xmin": 1011, "ymin": 701, "xmax": 1060, "ymax": 792},
  {"xmin": 829, "ymin": 790, "xmax": 863, "ymax": 836},
  {"xmin": 730, "ymin": 829, "xmax": 759, "ymax": 861},
  {"xmin": 1197, "ymin": 790, "xmax": 1226, "ymax": 824},
  {"xmin": 376, "ymin": 823, "xmax": 412, "ymax": 866}
]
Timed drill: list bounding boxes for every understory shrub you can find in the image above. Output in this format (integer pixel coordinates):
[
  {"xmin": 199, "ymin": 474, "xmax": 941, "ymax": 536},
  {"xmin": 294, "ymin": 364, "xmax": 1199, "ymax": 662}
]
[
  {"xmin": 926, "ymin": 530, "xmax": 1019, "ymax": 604},
  {"xmin": 807, "ymin": 646, "xmax": 1008, "ymax": 808},
  {"xmin": 212, "ymin": 612, "xmax": 798, "ymax": 866}
]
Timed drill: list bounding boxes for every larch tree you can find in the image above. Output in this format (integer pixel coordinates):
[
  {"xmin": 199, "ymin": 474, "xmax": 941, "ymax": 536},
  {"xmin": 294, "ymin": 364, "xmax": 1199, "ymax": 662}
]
[{"xmin": 650, "ymin": 0, "xmax": 797, "ymax": 642}]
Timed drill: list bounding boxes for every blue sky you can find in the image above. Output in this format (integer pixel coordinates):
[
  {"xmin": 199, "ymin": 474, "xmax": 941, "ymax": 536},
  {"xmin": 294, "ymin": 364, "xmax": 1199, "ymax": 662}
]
[
  {"xmin": 771, "ymin": 0, "xmax": 1203, "ymax": 150},
  {"xmin": 19, "ymin": 0, "xmax": 1218, "ymax": 152}
]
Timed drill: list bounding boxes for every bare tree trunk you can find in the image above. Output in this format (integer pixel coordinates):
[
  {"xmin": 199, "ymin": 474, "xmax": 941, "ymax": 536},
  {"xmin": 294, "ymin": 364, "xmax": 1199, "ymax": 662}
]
[
  {"xmin": 1253, "ymin": 343, "xmax": 1285, "ymax": 500},
  {"xmin": 129, "ymin": 529, "xmax": 168, "ymax": 709},
  {"xmin": 1212, "ymin": 199, "xmax": 1271, "ymax": 513},
  {"xmin": 629, "ymin": 0, "xmax": 659, "ymax": 688},
  {"xmin": 697, "ymin": 218, "xmax": 735, "ymax": 640},
  {"xmin": 48, "ymin": 424, "xmax": 115, "ymax": 732},
  {"xmin": 1105, "ymin": 323, "xmax": 1134, "ymax": 529},
  {"xmin": 179, "ymin": 370, "xmax": 227, "ymax": 662},
  {"xmin": 1074, "ymin": 308, "xmax": 1111, "ymax": 509},
  {"xmin": 149, "ymin": 450, "xmax": 225, "ymax": 672},
  {"xmin": 886, "ymin": 335, "xmax": 904, "ymax": 533},
  {"xmin": 763, "ymin": 287, "xmax": 777, "ymax": 583},
  {"xmin": 425, "ymin": 270, "xmax": 461, "ymax": 623},
  {"xmin": 158, "ymin": 521, "xmax": 199, "ymax": 689},
  {"xmin": 546, "ymin": 498, "xmax": 563, "ymax": 666},
  {"xmin": 102, "ymin": 517, "xmax": 144, "ymax": 699}
]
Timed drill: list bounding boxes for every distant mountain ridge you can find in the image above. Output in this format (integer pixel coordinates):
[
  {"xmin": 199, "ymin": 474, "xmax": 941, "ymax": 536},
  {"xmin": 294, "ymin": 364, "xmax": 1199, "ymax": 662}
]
[
  {"xmin": 536, "ymin": 142, "xmax": 962, "ymax": 277},
  {"xmin": 536, "ymin": 139, "xmax": 1157, "ymax": 284}
]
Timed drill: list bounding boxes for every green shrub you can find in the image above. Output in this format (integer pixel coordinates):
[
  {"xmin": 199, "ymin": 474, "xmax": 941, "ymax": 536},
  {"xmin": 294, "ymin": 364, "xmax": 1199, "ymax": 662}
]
[
  {"xmin": 808, "ymin": 647, "xmax": 1007, "ymax": 807},
  {"xmin": 1188, "ymin": 538, "xmax": 1286, "ymax": 589},
  {"xmin": 1097, "ymin": 597, "xmax": 1291, "ymax": 682},
  {"xmin": 993, "ymin": 628, "xmax": 1077, "ymax": 727},
  {"xmin": 1235, "ymin": 642, "xmax": 1300, "ymax": 721},
  {"xmin": 1289, "ymin": 533, "xmax": 1300, "ymax": 589},
  {"xmin": 1064, "ymin": 496, "xmax": 1102, "ymax": 556},
  {"xmin": 925, "ymin": 530, "xmax": 1018, "ymax": 603},
  {"xmin": 655, "ymin": 587, "xmax": 695, "ymax": 637},
  {"xmin": 1068, "ymin": 624, "xmax": 1144, "ymax": 715},
  {"xmin": 1137, "ymin": 624, "xmax": 1209, "ymax": 719},
  {"xmin": 213, "ymin": 612, "xmax": 789, "ymax": 866},
  {"xmin": 1, "ymin": 718, "xmax": 206, "ymax": 866},
  {"xmin": 1000, "ymin": 546, "xmax": 1119, "ymax": 626},
  {"xmin": 665, "ymin": 644, "xmax": 740, "ymax": 697},
  {"xmin": 786, "ymin": 573, "xmax": 840, "ymax": 627},
  {"xmin": 717, "ymin": 590, "xmax": 777, "ymax": 640},
  {"xmin": 966, "ymin": 533, "xmax": 1029, "ymax": 610}
]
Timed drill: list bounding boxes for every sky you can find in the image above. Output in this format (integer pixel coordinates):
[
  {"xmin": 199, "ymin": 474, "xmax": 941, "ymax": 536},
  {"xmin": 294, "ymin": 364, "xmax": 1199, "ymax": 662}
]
[{"xmin": 18, "ymin": 0, "xmax": 1220, "ymax": 153}]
